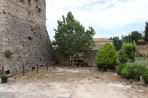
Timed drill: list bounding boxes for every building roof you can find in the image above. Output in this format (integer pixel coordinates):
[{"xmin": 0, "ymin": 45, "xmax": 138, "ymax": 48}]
[{"xmin": 93, "ymin": 38, "xmax": 112, "ymax": 43}]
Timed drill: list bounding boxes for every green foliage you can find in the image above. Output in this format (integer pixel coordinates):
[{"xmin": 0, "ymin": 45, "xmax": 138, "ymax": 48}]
[
  {"xmin": 144, "ymin": 22, "xmax": 148, "ymax": 42},
  {"xmin": 121, "ymin": 42, "xmax": 136, "ymax": 62},
  {"xmin": 0, "ymin": 70, "xmax": 2, "ymax": 76},
  {"xmin": 122, "ymin": 34, "xmax": 131, "ymax": 43},
  {"xmin": 142, "ymin": 68, "xmax": 148, "ymax": 83},
  {"xmin": 4, "ymin": 50, "xmax": 13, "ymax": 59},
  {"xmin": 0, "ymin": 74, "xmax": 8, "ymax": 78},
  {"xmin": 54, "ymin": 11, "xmax": 95, "ymax": 55},
  {"xmin": 122, "ymin": 31, "xmax": 142, "ymax": 44},
  {"xmin": 112, "ymin": 36, "xmax": 123, "ymax": 50},
  {"xmin": 119, "ymin": 63, "xmax": 146, "ymax": 81},
  {"xmin": 117, "ymin": 64, "xmax": 125, "ymax": 75},
  {"xmin": 130, "ymin": 31, "xmax": 142, "ymax": 44},
  {"xmin": 96, "ymin": 42, "xmax": 117, "ymax": 71},
  {"xmin": 120, "ymin": 64, "xmax": 130, "ymax": 78},
  {"xmin": 118, "ymin": 49, "xmax": 128, "ymax": 64}
]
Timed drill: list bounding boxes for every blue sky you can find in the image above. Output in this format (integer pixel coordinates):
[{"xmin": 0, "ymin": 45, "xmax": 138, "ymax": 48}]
[{"xmin": 46, "ymin": 0, "xmax": 148, "ymax": 40}]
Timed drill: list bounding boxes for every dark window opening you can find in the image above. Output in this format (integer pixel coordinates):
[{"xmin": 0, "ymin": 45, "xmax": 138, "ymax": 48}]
[
  {"xmin": 36, "ymin": 6, "xmax": 41, "ymax": 13},
  {"xmin": 38, "ymin": 8, "xmax": 41, "ymax": 13},
  {"xmin": 28, "ymin": 0, "xmax": 31, "ymax": 6},
  {"xmin": 3, "ymin": 10, "xmax": 5, "ymax": 14},
  {"xmin": 28, "ymin": 36, "xmax": 32, "ymax": 40}
]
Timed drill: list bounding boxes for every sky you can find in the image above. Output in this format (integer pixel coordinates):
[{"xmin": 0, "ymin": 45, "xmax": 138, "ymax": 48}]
[{"xmin": 46, "ymin": 0, "xmax": 148, "ymax": 40}]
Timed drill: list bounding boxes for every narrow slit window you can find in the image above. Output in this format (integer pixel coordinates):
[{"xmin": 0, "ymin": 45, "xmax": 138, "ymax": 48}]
[{"xmin": 28, "ymin": 0, "xmax": 31, "ymax": 6}]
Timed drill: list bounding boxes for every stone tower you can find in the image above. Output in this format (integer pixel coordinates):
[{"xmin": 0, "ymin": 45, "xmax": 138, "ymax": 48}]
[{"xmin": 0, "ymin": 0, "xmax": 53, "ymax": 73}]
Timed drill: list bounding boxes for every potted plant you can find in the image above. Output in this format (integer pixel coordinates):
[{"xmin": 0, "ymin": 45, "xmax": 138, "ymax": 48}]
[{"xmin": 1, "ymin": 74, "xmax": 8, "ymax": 83}]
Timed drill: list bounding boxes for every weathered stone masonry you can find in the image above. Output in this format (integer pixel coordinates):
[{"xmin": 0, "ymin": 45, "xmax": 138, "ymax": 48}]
[{"xmin": 0, "ymin": 0, "xmax": 53, "ymax": 73}]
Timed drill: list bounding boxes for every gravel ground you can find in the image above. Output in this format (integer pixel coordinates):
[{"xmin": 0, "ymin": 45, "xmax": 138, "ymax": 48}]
[{"xmin": 0, "ymin": 66, "xmax": 148, "ymax": 98}]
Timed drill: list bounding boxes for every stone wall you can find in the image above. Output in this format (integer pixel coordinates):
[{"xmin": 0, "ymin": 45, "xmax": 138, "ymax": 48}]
[
  {"xmin": 83, "ymin": 50, "xmax": 98, "ymax": 67},
  {"xmin": 0, "ymin": 0, "xmax": 53, "ymax": 73}
]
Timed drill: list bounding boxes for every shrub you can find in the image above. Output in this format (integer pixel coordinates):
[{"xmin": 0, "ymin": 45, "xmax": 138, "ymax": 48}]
[
  {"xmin": 4, "ymin": 50, "xmax": 13, "ymax": 59},
  {"xmin": 119, "ymin": 63, "xmax": 146, "ymax": 81},
  {"xmin": 142, "ymin": 68, "xmax": 148, "ymax": 84},
  {"xmin": 128, "ymin": 65, "xmax": 145, "ymax": 80},
  {"xmin": 96, "ymin": 42, "xmax": 117, "ymax": 71},
  {"xmin": 120, "ymin": 64, "xmax": 130, "ymax": 78},
  {"xmin": 120, "ymin": 42, "xmax": 136, "ymax": 62},
  {"xmin": 117, "ymin": 64, "xmax": 126, "ymax": 75},
  {"xmin": 118, "ymin": 50, "xmax": 128, "ymax": 64}
]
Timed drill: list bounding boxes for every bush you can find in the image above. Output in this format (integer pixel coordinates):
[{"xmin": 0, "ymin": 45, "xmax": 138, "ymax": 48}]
[
  {"xmin": 129, "ymin": 65, "xmax": 145, "ymax": 80},
  {"xmin": 119, "ymin": 42, "xmax": 136, "ymax": 63},
  {"xmin": 118, "ymin": 50, "xmax": 128, "ymax": 64},
  {"xmin": 117, "ymin": 64, "xmax": 126, "ymax": 75},
  {"xmin": 119, "ymin": 63, "xmax": 146, "ymax": 81},
  {"xmin": 120, "ymin": 64, "xmax": 130, "ymax": 78},
  {"xmin": 96, "ymin": 42, "xmax": 117, "ymax": 71},
  {"xmin": 142, "ymin": 68, "xmax": 148, "ymax": 84}
]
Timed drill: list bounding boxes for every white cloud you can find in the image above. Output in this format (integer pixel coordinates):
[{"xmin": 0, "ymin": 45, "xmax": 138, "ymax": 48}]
[{"xmin": 46, "ymin": 0, "xmax": 148, "ymax": 39}]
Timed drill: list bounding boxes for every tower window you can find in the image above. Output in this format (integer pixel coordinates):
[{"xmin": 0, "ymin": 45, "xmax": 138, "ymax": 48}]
[
  {"xmin": 36, "ymin": 6, "xmax": 41, "ymax": 13},
  {"xmin": 28, "ymin": 36, "xmax": 32, "ymax": 40},
  {"xmin": 28, "ymin": 0, "xmax": 31, "ymax": 6}
]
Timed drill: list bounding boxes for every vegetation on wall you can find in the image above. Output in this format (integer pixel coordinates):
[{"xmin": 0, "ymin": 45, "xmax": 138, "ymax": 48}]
[{"xmin": 4, "ymin": 50, "xmax": 13, "ymax": 59}]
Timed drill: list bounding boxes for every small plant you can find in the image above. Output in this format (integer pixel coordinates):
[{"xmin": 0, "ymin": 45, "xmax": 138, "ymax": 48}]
[
  {"xmin": 0, "ymin": 74, "xmax": 8, "ymax": 78},
  {"xmin": 4, "ymin": 50, "xmax": 13, "ymax": 59}
]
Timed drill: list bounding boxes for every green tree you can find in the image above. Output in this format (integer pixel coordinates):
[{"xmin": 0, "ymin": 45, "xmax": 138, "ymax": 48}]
[
  {"xmin": 54, "ymin": 11, "xmax": 95, "ymax": 55},
  {"xmin": 144, "ymin": 22, "xmax": 148, "ymax": 42},
  {"xmin": 112, "ymin": 36, "xmax": 123, "ymax": 51},
  {"xmin": 130, "ymin": 31, "xmax": 142, "ymax": 44},
  {"xmin": 122, "ymin": 34, "xmax": 132, "ymax": 42},
  {"xmin": 122, "ymin": 31, "xmax": 142, "ymax": 44},
  {"xmin": 96, "ymin": 42, "xmax": 118, "ymax": 71}
]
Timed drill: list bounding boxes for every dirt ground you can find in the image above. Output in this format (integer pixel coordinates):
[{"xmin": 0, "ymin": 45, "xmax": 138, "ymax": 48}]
[{"xmin": 0, "ymin": 66, "xmax": 148, "ymax": 98}]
